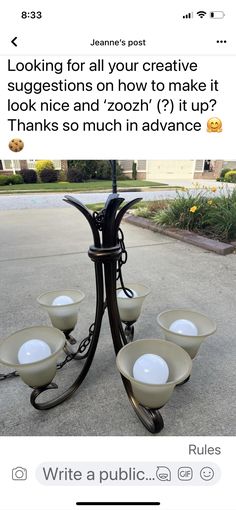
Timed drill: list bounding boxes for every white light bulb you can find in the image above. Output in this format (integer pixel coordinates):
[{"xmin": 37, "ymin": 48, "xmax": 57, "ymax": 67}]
[
  {"xmin": 18, "ymin": 339, "xmax": 52, "ymax": 364},
  {"xmin": 133, "ymin": 353, "xmax": 169, "ymax": 384},
  {"xmin": 117, "ymin": 289, "xmax": 138, "ymax": 299},
  {"xmin": 52, "ymin": 295, "xmax": 74, "ymax": 306},
  {"xmin": 169, "ymin": 319, "xmax": 198, "ymax": 336}
]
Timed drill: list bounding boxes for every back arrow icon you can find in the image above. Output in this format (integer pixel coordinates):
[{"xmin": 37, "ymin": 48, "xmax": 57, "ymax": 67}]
[{"xmin": 11, "ymin": 37, "xmax": 18, "ymax": 47}]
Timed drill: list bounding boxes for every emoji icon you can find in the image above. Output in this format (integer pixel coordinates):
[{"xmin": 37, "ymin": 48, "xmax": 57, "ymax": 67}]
[
  {"xmin": 8, "ymin": 138, "xmax": 24, "ymax": 152},
  {"xmin": 207, "ymin": 117, "xmax": 222, "ymax": 132},
  {"xmin": 156, "ymin": 466, "xmax": 171, "ymax": 481},
  {"xmin": 200, "ymin": 467, "xmax": 214, "ymax": 481}
]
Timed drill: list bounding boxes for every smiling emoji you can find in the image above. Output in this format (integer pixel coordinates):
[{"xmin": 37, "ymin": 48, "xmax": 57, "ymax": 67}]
[
  {"xmin": 200, "ymin": 467, "xmax": 214, "ymax": 481},
  {"xmin": 207, "ymin": 117, "xmax": 222, "ymax": 132}
]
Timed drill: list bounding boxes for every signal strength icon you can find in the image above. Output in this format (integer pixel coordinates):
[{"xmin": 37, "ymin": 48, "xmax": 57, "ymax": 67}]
[
  {"xmin": 197, "ymin": 10, "xmax": 207, "ymax": 18},
  {"xmin": 183, "ymin": 12, "xmax": 193, "ymax": 19}
]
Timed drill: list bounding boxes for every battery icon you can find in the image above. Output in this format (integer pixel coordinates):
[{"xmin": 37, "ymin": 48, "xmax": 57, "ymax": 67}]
[{"xmin": 210, "ymin": 11, "xmax": 225, "ymax": 19}]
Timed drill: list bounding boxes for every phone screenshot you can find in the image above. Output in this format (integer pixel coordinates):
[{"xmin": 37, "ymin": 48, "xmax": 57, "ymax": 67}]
[{"xmin": 0, "ymin": 1, "xmax": 235, "ymax": 509}]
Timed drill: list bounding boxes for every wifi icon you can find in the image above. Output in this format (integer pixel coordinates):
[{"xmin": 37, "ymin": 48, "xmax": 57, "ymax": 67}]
[{"xmin": 197, "ymin": 10, "xmax": 207, "ymax": 18}]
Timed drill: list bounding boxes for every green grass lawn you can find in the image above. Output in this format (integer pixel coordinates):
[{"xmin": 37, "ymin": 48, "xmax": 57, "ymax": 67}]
[{"xmin": 0, "ymin": 179, "xmax": 167, "ymax": 193}]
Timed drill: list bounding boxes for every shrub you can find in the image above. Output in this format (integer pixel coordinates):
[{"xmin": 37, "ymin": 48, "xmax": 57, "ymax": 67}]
[
  {"xmin": 57, "ymin": 169, "xmax": 67, "ymax": 181},
  {"xmin": 224, "ymin": 170, "xmax": 236, "ymax": 183},
  {"xmin": 202, "ymin": 190, "xmax": 236, "ymax": 241},
  {"xmin": 135, "ymin": 200, "xmax": 169, "ymax": 219},
  {"xmin": 67, "ymin": 160, "xmax": 125, "ymax": 181},
  {"xmin": 134, "ymin": 206, "xmax": 150, "ymax": 218},
  {"xmin": 148, "ymin": 187, "xmax": 236, "ymax": 242},
  {"xmin": 0, "ymin": 175, "xmax": 10, "ymax": 186},
  {"xmin": 20, "ymin": 169, "xmax": 38, "ymax": 183},
  {"xmin": 95, "ymin": 161, "xmax": 124, "ymax": 180},
  {"xmin": 9, "ymin": 174, "xmax": 24, "ymax": 185},
  {"xmin": 40, "ymin": 168, "xmax": 58, "ymax": 183},
  {"xmin": 67, "ymin": 161, "xmax": 91, "ymax": 180},
  {"xmin": 219, "ymin": 168, "xmax": 231, "ymax": 181},
  {"xmin": 35, "ymin": 160, "xmax": 55, "ymax": 175},
  {"xmin": 67, "ymin": 167, "xmax": 86, "ymax": 182},
  {"xmin": 95, "ymin": 161, "xmax": 112, "ymax": 179},
  {"xmin": 132, "ymin": 161, "xmax": 137, "ymax": 180},
  {"xmin": 147, "ymin": 200, "xmax": 169, "ymax": 214},
  {"xmin": 85, "ymin": 160, "xmax": 99, "ymax": 179},
  {"xmin": 155, "ymin": 190, "xmax": 208, "ymax": 231}
]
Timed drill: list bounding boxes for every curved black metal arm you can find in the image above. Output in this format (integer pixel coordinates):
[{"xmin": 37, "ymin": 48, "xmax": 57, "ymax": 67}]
[
  {"xmin": 122, "ymin": 378, "xmax": 164, "ymax": 433},
  {"xmin": 104, "ymin": 256, "xmax": 164, "ymax": 434},
  {"xmin": 115, "ymin": 197, "xmax": 142, "ymax": 232},
  {"xmin": 102, "ymin": 197, "xmax": 125, "ymax": 247},
  {"xmin": 30, "ymin": 261, "xmax": 104, "ymax": 410},
  {"xmin": 63, "ymin": 195, "xmax": 101, "ymax": 247}
]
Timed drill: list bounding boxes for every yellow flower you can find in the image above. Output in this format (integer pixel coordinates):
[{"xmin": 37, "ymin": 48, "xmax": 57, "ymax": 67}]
[
  {"xmin": 207, "ymin": 200, "xmax": 213, "ymax": 205},
  {"xmin": 190, "ymin": 206, "xmax": 197, "ymax": 213},
  {"xmin": 211, "ymin": 186, "xmax": 217, "ymax": 192}
]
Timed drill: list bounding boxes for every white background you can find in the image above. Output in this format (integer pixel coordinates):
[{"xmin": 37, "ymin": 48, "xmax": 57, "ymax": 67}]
[
  {"xmin": 0, "ymin": 1, "xmax": 236, "ymax": 159},
  {"xmin": 0, "ymin": 437, "xmax": 234, "ymax": 510},
  {"xmin": 0, "ymin": 55, "xmax": 235, "ymax": 159}
]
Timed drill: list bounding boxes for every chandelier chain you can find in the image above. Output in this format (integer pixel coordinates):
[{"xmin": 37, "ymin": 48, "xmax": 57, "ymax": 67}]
[{"xmin": 0, "ymin": 315, "xmax": 106, "ymax": 380}]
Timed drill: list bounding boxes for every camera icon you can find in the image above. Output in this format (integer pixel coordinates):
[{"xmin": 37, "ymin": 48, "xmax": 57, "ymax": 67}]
[{"xmin": 12, "ymin": 467, "xmax": 27, "ymax": 481}]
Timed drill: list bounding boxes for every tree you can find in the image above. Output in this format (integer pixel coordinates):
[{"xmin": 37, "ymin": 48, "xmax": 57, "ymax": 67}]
[
  {"xmin": 132, "ymin": 161, "xmax": 137, "ymax": 180},
  {"xmin": 67, "ymin": 160, "xmax": 91, "ymax": 181}
]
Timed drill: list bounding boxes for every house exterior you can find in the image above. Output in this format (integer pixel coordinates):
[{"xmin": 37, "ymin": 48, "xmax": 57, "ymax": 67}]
[
  {"xmin": 119, "ymin": 160, "xmax": 236, "ymax": 180},
  {"xmin": 0, "ymin": 160, "xmax": 68, "ymax": 174},
  {"xmin": 1, "ymin": 159, "xmax": 236, "ymax": 180}
]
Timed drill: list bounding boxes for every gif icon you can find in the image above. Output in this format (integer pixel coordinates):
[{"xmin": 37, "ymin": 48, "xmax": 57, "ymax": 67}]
[
  {"xmin": 12, "ymin": 467, "xmax": 27, "ymax": 481},
  {"xmin": 178, "ymin": 467, "xmax": 193, "ymax": 481}
]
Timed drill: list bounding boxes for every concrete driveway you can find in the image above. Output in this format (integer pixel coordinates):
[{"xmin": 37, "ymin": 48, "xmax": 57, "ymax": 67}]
[{"xmin": 0, "ymin": 204, "xmax": 235, "ymax": 436}]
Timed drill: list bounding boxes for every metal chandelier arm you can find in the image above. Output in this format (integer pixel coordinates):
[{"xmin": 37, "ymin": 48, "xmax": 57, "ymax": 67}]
[
  {"xmin": 104, "ymin": 259, "xmax": 127, "ymax": 353},
  {"xmin": 102, "ymin": 197, "xmax": 125, "ymax": 247},
  {"xmin": 104, "ymin": 258, "xmax": 164, "ymax": 434},
  {"xmin": 63, "ymin": 195, "xmax": 101, "ymax": 247},
  {"xmin": 121, "ymin": 378, "xmax": 164, "ymax": 434},
  {"xmin": 115, "ymin": 198, "xmax": 142, "ymax": 232},
  {"xmin": 30, "ymin": 261, "xmax": 104, "ymax": 410}
]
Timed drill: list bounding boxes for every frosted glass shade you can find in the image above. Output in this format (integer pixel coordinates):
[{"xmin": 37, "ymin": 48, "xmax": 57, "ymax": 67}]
[
  {"xmin": 0, "ymin": 326, "xmax": 65, "ymax": 388},
  {"xmin": 37, "ymin": 289, "xmax": 85, "ymax": 332},
  {"xmin": 116, "ymin": 283, "xmax": 150, "ymax": 323},
  {"xmin": 157, "ymin": 309, "xmax": 216, "ymax": 359},
  {"xmin": 116, "ymin": 338, "xmax": 192, "ymax": 408}
]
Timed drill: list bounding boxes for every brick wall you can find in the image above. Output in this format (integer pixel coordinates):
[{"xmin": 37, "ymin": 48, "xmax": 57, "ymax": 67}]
[
  {"xmin": 119, "ymin": 160, "xmax": 148, "ymax": 179},
  {"xmin": 194, "ymin": 160, "xmax": 224, "ymax": 179},
  {"xmin": 137, "ymin": 171, "xmax": 146, "ymax": 179},
  {"xmin": 61, "ymin": 160, "xmax": 68, "ymax": 173}
]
